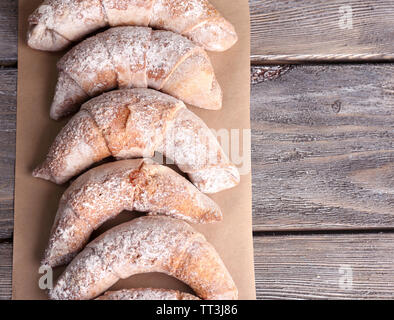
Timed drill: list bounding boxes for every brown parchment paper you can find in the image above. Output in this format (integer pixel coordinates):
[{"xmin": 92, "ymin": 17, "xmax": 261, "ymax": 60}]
[{"xmin": 13, "ymin": 0, "xmax": 255, "ymax": 300}]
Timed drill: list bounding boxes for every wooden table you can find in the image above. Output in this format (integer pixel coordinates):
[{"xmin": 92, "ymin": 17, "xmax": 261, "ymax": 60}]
[{"xmin": 0, "ymin": 0, "xmax": 393, "ymax": 300}]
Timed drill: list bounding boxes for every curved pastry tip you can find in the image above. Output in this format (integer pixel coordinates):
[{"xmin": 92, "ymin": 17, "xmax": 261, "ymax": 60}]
[
  {"xmin": 162, "ymin": 52, "xmax": 223, "ymax": 110},
  {"xmin": 27, "ymin": 22, "xmax": 70, "ymax": 52},
  {"xmin": 188, "ymin": 19, "xmax": 238, "ymax": 52},
  {"xmin": 32, "ymin": 165, "xmax": 52, "ymax": 182},
  {"xmin": 190, "ymin": 165, "xmax": 241, "ymax": 194},
  {"xmin": 50, "ymin": 71, "xmax": 89, "ymax": 120}
]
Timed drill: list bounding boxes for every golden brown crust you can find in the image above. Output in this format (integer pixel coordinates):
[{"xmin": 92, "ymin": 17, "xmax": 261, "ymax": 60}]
[
  {"xmin": 34, "ymin": 89, "xmax": 240, "ymax": 193},
  {"xmin": 32, "ymin": 110, "xmax": 111, "ymax": 184},
  {"xmin": 50, "ymin": 27, "xmax": 222, "ymax": 120},
  {"xmin": 42, "ymin": 159, "xmax": 223, "ymax": 268},
  {"xmin": 49, "ymin": 216, "xmax": 238, "ymax": 300},
  {"xmin": 27, "ymin": 0, "xmax": 237, "ymax": 52},
  {"xmin": 161, "ymin": 50, "xmax": 223, "ymax": 110}
]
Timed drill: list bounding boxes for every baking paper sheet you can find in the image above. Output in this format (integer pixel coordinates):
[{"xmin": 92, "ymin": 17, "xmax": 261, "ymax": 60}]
[{"xmin": 13, "ymin": 0, "xmax": 255, "ymax": 300}]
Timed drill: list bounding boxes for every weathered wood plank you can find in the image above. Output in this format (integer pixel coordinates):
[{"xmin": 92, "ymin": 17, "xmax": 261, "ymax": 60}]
[
  {"xmin": 2, "ymin": 1, "xmax": 394, "ymax": 65},
  {"xmin": 254, "ymin": 233, "xmax": 394, "ymax": 299},
  {"xmin": 251, "ymin": 64, "xmax": 394, "ymax": 231},
  {"xmin": 1, "ymin": 65, "xmax": 394, "ymax": 233},
  {"xmin": 0, "ymin": 69, "xmax": 16, "ymax": 240},
  {"xmin": 250, "ymin": 0, "xmax": 394, "ymax": 62},
  {"xmin": 0, "ymin": 242, "xmax": 12, "ymax": 300},
  {"xmin": 2, "ymin": 233, "xmax": 394, "ymax": 300},
  {"xmin": 0, "ymin": 0, "xmax": 17, "ymax": 65}
]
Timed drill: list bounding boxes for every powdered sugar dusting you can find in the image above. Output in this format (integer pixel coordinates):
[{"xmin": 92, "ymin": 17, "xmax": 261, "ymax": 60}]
[
  {"xmin": 101, "ymin": 27, "xmax": 151, "ymax": 88},
  {"xmin": 38, "ymin": 88, "xmax": 239, "ymax": 193},
  {"xmin": 132, "ymin": 163, "xmax": 222, "ymax": 223},
  {"xmin": 27, "ymin": 0, "xmax": 236, "ymax": 51},
  {"xmin": 43, "ymin": 158, "xmax": 222, "ymax": 267},
  {"xmin": 150, "ymin": 0, "xmax": 218, "ymax": 33},
  {"xmin": 83, "ymin": 88, "xmax": 183, "ymax": 158},
  {"xmin": 49, "ymin": 216, "xmax": 238, "ymax": 300},
  {"xmin": 160, "ymin": 107, "xmax": 240, "ymax": 193},
  {"xmin": 146, "ymin": 30, "xmax": 196, "ymax": 89},
  {"xmin": 186, "ymin": 18, "xmax": 238, "ymax": 52},
  {"xmin": 33, "ymin": 110, "xmax": 111, "ymax": 184},
  {"xmin": 96, "ymin": 288, "xmax": 199, "ymax": 300},
  {"xmin": 29, "ymin": 0, "xmax": 107, "ymax": 43},
  {"xmin": 59, "ymin": 34, "xmax": 117, "ymax": 96},
  {"xmin": 52, "ymin": 26, "xmax": 222, "ymax": 119}
]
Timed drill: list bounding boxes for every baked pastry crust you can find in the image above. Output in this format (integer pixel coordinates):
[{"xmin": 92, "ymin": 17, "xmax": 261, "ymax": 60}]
[
  {"xmin": 28, "ymin": 0, "xmax": 238, "ymax": 52},
  {"xmin": 49, "ymin": 27, "xmax": 223, "ymax": 119},
  {"xmin": 42, "ymin": 159, "xmax": 222, "ymax": 268},
  {"xmin": 49, "ymin": 216, "xmax": 238, "ymax": 300},
  {"xmin": 96, "ymin": 288, "xmax": 200, "ymax": 300},
  {"xmin": 34, "ymin": 89, "xmax": 240, "ymax": 193}
]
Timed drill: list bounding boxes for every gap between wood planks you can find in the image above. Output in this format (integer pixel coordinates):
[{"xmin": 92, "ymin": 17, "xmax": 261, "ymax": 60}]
[
  {"xmin": 0, "ymin": 63, "xmax": 17, "ymax": 70},
  {"xmin": 254, "ymin": 228, "xmax": 394, "ymax": 238}
]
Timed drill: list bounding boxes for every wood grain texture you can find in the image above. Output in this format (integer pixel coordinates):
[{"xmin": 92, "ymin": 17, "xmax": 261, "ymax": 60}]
[
  {"xmin": 251, "ymin": 64, "xmax": 394, "ymax": 231},
  {"xmin": 2, "ymin": 1, "xmax": 394, "ymax": 64},
  {"xmin": 254, "ymin": 233, "xmax": 394, "ymax": 299},
  {"xmin": 0, "ymin": 70, "xmax": 16, "ymax": 240},
  {"xmin": 250, "ymin": 0, "xmax": 394, "ymax": 62},
  {"xmin": 0, "ymin": 66, "xmax": 393, "ymax": 234},
  {"xmin": 0, "ymin": 242, "xmax": 12, "ymax": 300},
  {"xmin": 0, "ymin": 0, "xmax": 17, "ymax": 66},
  {"xmin": 2, "ymin": 234, "xmax": 394, "ymax": 300},
  {"xmin": 0, "ymin": 0, "xmax": 392, "ymax": 302}
]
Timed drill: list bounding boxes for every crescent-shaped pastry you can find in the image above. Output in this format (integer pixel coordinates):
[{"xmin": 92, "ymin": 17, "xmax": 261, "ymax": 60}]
[
  {"xmin": 49, "ymin": 216, "xmax": 238, "ymax": 300},
  {"xmin": 50, "ymin": 27, "xmax": 222, "ymax": 120},
  {"xmin": 96, "ymin": 288, "xmax": 200, "ymax": 300},
  {"xmin": 33, "ymin": 89, "xmax": 240, "ymax": 194},
  {"xmin": 28, "ymin": 0, "xmax": 238, "ymax": 52},
  {"xmin": 43, "ymin": 159, "xmax": 222, "ymax": 268}
]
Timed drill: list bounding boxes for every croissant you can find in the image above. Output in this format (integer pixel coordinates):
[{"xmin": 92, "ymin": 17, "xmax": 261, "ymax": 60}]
[
  {"xmin": 49, "ymin": 216, "xmax": 238, "ymax": 300},
  {"xmin": 43, "ymin": 159, "xmax": 222, "ymax": 268},
  {"xmin": 33, "ymin": 89, "xmax": 240, "ymax": 194},
  {"xmin": 50, "ymin": 27, "xmax": 222, "ymax": 120},
  {"xmin": 28, "ymin": 0, "xmax": 238, "ymax": 52},
  {"xmin": 96, "ymin": 288, "xmax": 199, "ymax": 300}
]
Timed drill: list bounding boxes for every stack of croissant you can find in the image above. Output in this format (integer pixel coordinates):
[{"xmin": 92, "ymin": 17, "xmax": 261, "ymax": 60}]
[{"xmin": 28, "ymin": 0, "xmax": 240, "ymax": 300}]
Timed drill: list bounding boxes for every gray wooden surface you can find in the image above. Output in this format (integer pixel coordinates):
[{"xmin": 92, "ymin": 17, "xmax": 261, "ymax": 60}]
[
  {"xmin": 250, "ymin": 0, "xmax": 394, "ymax": 62},
  {"xmin": 254, "ymin": 233, "xmax": 394, "ymax": 299},
  {"xmin": 251, "ymin": 64, "xmax": 394, "ymax": 231},
  {"xmin": 0, "ymin": 0, "xmax": 17, "ymax": 65},
  {"xmin": 0, "ymin": 0, "xmax": 393, "ymax": 300},
  {"xmin": 3, "ymin": 1, "xmax": 394, "ymax": 64}
]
